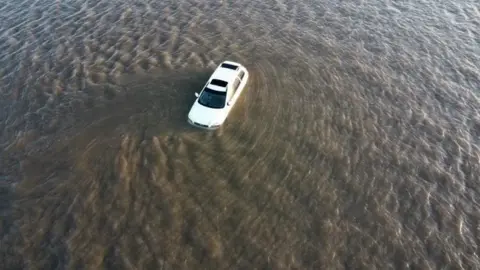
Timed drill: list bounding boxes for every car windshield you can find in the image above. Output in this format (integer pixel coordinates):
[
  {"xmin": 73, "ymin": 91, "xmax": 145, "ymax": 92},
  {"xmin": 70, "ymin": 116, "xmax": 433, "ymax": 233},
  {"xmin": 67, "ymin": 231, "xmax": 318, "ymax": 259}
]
[{"xmin": 198, "ymin": 87, "xmax": 226, "ymax": 109}]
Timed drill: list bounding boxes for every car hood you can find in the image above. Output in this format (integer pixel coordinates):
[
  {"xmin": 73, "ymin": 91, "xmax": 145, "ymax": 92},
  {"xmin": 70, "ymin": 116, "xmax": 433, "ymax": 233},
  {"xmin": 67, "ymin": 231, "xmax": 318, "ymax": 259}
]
[{"xmin": 188, "ymin": 102, "xmax": 226, "ymax": 125}]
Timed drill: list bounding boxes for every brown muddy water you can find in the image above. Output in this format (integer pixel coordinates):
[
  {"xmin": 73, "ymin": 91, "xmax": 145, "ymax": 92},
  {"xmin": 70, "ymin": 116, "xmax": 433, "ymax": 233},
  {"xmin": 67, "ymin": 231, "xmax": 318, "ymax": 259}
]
[{"xmin": 0, "ymin": 0, "xmax": 479, "ymax": 269}]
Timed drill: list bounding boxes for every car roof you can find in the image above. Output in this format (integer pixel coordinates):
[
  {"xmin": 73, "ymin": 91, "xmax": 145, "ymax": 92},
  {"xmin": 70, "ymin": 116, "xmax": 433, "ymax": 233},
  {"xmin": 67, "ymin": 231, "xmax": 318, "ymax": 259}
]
[{"xmin": 207, "ymin": 62, "xmax": 243, "ymax": 92}]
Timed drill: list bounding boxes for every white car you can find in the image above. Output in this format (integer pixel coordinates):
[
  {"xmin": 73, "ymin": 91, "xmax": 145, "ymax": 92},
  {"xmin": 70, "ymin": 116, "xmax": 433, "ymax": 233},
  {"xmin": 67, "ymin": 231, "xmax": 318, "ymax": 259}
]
[{"xmin": 187, "ymin": 61, "xmax": 249, "ymax": 129}]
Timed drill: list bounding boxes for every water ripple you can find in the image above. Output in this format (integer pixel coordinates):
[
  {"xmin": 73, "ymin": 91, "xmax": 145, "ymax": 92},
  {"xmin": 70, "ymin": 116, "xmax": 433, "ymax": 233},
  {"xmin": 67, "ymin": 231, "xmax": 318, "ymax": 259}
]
[{"xmin": 1, "ymin": 0, "xmax": 479, "ymax": 269}]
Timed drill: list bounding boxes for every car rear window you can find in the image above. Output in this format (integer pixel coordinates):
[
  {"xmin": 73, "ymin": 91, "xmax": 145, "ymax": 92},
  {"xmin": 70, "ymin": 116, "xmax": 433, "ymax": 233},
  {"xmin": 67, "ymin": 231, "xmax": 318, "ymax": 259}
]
[
  {"xmin": 210, "ymin": 79, "xmax": 228, "ymax": 87},
  {"xmin": 220, "ymin": 63, "xmax": 238, "ymax": 70}
]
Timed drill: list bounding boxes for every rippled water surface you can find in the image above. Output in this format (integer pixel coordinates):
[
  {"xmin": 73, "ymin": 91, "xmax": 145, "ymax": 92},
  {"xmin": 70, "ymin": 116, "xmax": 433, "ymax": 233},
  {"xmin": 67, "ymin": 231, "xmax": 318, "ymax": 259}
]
[{"xmin": 1, "ymin": 0, "xmax": 479, "ymax": 269}]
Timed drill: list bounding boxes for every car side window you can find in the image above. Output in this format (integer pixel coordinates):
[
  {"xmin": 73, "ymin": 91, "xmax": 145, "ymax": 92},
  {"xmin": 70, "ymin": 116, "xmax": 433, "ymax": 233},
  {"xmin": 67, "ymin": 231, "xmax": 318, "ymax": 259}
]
[
  {"xmin": 228, "ymin": 78, "xmax": 240, "ymax": 101},
  {"xmin": 233, "ymin": 78, "xmax": 241, "ymax": 92},
  {"xmin": 238, "ymin": 71, "xmax": 245, "ymax": 80},
  {"xmin": 227, "ymin": 86, "xmax": 233, "ymax": 101}
]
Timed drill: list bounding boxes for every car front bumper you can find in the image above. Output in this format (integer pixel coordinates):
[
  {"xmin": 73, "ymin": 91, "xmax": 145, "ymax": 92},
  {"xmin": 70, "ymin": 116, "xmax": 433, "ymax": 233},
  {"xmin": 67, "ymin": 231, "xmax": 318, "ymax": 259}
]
[{"xmin": 187, "ymin": 118, "xmax": 221, "ymax": 130}]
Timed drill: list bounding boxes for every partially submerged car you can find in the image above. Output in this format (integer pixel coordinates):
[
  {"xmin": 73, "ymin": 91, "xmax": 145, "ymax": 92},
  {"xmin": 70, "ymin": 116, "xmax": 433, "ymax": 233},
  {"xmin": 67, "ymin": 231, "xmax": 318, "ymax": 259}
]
[{"xmin": 187, "ymin": 61, "xmax": 249, "ymax": 129}]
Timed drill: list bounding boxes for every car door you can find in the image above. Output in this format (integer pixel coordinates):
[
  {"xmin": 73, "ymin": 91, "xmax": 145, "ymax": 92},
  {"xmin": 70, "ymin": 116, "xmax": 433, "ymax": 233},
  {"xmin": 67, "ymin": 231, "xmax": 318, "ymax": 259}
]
[
  {"xmin": 236, "ymin": 70, "xmax": 247, "ymax": 95},
  {"xmin": 229, "ymin": 77, "xmax": 241, "ymax": 105},
  {"xmin": 238, "ymin": 70, "xmax": 245, "ymax": 81}
]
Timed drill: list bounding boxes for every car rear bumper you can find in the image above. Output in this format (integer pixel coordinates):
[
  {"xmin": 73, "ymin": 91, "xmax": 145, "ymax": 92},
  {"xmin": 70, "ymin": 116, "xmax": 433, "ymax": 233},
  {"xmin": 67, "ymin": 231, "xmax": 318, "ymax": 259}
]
[{"xmin": 187, "ymin": 118, "xmax": 221, "ymax": 130}]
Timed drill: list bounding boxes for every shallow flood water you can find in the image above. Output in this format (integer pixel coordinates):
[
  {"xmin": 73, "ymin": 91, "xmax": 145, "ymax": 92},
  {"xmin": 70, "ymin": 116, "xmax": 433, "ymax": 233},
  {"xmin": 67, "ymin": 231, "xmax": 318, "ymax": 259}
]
[{"xmin": 0, "ymin": 0, "xmax": 479, "ymax": 269}]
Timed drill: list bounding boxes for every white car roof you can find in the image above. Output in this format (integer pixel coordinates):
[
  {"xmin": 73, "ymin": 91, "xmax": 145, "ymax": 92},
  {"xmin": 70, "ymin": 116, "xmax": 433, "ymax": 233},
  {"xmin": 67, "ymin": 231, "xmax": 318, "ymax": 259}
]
[{"xmin": 207, "ymin": 62, "xmax": 244, "ymax": 92}]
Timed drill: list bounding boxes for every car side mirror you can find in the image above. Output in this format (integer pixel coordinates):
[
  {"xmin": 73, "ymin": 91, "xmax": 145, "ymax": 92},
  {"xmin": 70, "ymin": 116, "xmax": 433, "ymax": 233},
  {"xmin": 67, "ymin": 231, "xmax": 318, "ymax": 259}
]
[
  {"xmin": 195, "ymin": 92, "xmax": 199, "ymax": 98},
  {"xmin": 227, "ymin": 102, "xmax": 231, "ymax": 106}
]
